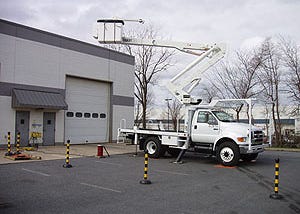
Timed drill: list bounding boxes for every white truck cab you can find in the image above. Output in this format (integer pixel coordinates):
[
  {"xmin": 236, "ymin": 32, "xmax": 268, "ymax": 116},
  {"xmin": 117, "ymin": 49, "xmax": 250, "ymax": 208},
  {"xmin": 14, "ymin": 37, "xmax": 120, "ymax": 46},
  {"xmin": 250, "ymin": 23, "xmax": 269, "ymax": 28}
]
[{"xmin": 190, "ymin": 107, "xmax": 264, "ymax": 165}]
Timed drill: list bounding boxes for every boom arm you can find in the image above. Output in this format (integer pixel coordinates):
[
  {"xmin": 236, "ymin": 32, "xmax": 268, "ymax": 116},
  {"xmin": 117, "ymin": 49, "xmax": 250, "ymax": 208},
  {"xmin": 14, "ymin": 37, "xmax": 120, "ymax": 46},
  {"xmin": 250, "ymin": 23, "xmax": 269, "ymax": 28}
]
[{"xmin": 93, "ymin": 18, "xmax": 226, "ymax": 105}]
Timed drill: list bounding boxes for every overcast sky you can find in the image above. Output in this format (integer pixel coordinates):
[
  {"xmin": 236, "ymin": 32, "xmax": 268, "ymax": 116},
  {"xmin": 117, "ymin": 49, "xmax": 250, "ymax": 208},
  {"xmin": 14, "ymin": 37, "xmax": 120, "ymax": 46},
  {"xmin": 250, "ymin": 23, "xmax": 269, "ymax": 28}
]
[
  {"xmin": 1, "ymin": 0, "xmax": 300, "ymax": 48},
  {"xmin": 1, "ymin": 0, "xmax": 300, "ymax": 109}
]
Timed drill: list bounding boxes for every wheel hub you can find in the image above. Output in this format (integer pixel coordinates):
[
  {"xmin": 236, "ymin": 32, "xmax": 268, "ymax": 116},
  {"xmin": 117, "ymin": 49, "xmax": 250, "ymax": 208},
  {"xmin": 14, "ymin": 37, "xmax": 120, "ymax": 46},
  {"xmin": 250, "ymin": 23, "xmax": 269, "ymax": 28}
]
[
  {"xmin": 220, "ymin": 147, "xmax": 234, "ymax": 162},
  {"xmin": 146, "ymin": 141, "xmax": 157, "ymax": 154}
]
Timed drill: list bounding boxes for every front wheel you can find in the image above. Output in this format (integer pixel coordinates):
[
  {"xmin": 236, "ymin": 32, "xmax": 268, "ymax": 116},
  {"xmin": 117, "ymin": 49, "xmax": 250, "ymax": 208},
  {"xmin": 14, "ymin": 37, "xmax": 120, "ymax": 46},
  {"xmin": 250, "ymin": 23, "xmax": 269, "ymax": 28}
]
[{"xmin": 216, "ymin": 142, "xmax": 240, "ymax": 166}]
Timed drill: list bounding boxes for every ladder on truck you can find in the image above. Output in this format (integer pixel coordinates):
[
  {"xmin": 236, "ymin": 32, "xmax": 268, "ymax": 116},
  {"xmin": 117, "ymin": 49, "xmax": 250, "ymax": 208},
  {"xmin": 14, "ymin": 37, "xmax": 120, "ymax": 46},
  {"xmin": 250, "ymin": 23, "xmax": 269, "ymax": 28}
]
[{"xmin": 117, "ymin": 119, "xmax": 127, "ymax": 143}]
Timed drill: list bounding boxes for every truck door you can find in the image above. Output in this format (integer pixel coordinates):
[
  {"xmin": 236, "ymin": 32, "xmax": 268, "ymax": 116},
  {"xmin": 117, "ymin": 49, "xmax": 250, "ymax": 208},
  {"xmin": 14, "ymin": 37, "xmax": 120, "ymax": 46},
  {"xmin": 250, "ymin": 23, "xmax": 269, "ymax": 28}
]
[{"xmin": 191, "ymin": 111, "xmax": 219, "ymax": 143}]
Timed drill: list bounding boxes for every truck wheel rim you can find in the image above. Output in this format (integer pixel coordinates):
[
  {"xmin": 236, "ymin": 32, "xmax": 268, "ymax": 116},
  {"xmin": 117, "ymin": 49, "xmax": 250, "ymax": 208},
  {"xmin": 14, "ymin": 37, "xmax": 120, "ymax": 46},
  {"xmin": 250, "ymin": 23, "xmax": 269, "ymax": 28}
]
[
  {"xmin": 146, "ymin": 141, "xmax": 157, "ymax": 154},
  {"xmin": 220, "ymin": 147, "xmax": 234, "ymax": 162}
]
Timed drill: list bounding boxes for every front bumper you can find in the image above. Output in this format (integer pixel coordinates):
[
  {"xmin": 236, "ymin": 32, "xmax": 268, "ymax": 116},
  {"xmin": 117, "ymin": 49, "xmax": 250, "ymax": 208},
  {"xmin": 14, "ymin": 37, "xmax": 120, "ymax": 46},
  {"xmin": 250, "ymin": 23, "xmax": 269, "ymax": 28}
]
[{"xmin": 239, "ymin": 144, "xmax": 265, "ymax": 154}]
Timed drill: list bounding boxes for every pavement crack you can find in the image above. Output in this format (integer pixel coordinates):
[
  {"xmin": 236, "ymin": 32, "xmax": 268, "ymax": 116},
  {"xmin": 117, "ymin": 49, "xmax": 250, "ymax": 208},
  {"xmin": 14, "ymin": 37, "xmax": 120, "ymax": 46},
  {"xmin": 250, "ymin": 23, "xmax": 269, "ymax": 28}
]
[
  {"xmin": 238, "ymin": 166, "xmax": 300, "ymax": 210},
  {"xmin": 237, "ymin": 166, "xmax": 272, "ymax": 191},
  {"xmin": 289, "ymin": 203, "xmax": 300, "ymax": 214}
]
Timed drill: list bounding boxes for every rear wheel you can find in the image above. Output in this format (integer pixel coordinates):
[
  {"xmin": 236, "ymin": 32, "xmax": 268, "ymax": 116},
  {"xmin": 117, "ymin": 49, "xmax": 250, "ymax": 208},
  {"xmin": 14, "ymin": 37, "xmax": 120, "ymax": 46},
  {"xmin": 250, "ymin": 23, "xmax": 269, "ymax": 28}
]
[
  {"xmin": 144, "ymin": 137, "xmax": 165, "ymax": 158},
  {"xmin": 216, "ymin": 142, "xmax": 240, "ymax": 166}
]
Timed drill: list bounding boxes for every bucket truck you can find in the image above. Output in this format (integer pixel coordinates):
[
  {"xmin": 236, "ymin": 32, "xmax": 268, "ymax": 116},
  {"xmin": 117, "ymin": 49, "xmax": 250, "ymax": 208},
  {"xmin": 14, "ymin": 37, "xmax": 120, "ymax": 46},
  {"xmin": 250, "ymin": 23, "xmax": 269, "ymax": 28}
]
[{"xmin": 93, "ymin": 19, "xmax": 265, "ymax": 166}]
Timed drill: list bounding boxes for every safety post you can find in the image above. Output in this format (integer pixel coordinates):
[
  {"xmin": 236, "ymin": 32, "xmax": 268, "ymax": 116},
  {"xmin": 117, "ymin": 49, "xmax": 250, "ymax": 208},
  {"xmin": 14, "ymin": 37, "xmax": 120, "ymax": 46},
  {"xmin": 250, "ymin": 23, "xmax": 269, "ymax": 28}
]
[
  {"xmin": 15, "ymin": 132, "xmax": 21, "ymax": 154},
  {"xmin": 96, "ymin": 144, "xmax": 110, "ymax": 158},
  {"xmin": 270, "ymin": 158, "xmax": 283, "ymax": 199},
  {"xmin": 140, "ymin": 150, "xmax": 151, "ymax": 184},
  {"xmin": 97, "ymin": 145, "xmax": 104, "ymax": 157},
  {"xmin": 5, "ymin": 132, "xmax": 13, "ymax": 156},
  {"xmin": 63, "ymin": 140, "xmax": 72, "ymax": 168}
]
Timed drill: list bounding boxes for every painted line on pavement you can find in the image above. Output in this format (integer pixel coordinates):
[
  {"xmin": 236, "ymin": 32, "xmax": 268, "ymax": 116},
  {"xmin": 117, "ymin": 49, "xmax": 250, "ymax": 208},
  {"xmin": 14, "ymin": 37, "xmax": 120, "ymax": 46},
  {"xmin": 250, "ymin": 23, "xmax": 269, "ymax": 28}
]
[
  {"xmin": 154, "ymin": 169, "xmax": 190, "ymax": 176},
  {"xmin": 95, "ymin": 161, "xmax": 123, "ymax": 166},
  {"xmin": 22, "ymin": 168, "xmax": 50, "ymax": 177},
  {"xmin": 80, "ymin": 182, "xmax": 122, "ymax": 193}
]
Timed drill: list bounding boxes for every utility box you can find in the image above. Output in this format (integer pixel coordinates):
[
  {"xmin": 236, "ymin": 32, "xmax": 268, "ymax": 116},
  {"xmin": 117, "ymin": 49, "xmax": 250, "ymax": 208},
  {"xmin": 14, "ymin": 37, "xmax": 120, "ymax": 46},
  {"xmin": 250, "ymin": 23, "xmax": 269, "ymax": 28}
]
[
  {"xmin": 162, "ymin": 135, "xmax": 178, "ymax": 146},
  {"xmin": 94, "ymin": 19, "xmax": 124, "ymax": 43}
]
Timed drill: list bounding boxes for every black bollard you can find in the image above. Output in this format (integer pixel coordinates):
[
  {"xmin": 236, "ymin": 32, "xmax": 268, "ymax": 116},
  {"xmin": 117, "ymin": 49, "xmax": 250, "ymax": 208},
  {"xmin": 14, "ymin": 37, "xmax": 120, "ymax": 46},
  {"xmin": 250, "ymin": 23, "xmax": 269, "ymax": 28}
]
[
  {"xmin": 5, "ymin": 132, "xmax": 13, "ymax": 156},
  {"xmin": 270, "ymin": 158, "xmax": 283, "ymax": 199},
  {"xmin": 140, "ymin": 150, "xmax": 151, "ymax": 184},
  {"xmin": 15, "ymin": 132, "xmax": 21, "ymax": 154},
  {"xmin": 63, "ymin": 140, "xmax": 72, "ymax": 168}
]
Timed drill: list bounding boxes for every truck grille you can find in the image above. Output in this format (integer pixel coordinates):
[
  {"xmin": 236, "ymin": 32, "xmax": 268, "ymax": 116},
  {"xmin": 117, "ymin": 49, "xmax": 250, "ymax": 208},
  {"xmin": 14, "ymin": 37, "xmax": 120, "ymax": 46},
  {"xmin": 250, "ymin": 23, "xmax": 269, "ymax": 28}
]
[{"xmin": 252, "ymin": 131, "xmax": 264, "ymax": 144}]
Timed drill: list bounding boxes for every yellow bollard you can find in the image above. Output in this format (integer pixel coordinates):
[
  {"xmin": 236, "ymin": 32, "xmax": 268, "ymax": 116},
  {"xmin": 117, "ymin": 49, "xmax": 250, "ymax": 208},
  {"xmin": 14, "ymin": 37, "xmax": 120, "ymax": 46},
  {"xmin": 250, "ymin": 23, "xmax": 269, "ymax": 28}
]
[
  {"xmin": 63, "ymin": 140, "xmax": 72, "ymax": 168},
  {"xmin": 140, "ymin": 150, "xmax": 151, "ymax": 184},
  {"xmin": 15, "ymin": 132, "xmax": 21, "ymax": 154},
  {"xmin": 5, "ymin": 132, "xmax": 13, "ymax": 156},
  {"xmin": 270, "ymin": 158, "xmax": 283, "ymax": 199}
]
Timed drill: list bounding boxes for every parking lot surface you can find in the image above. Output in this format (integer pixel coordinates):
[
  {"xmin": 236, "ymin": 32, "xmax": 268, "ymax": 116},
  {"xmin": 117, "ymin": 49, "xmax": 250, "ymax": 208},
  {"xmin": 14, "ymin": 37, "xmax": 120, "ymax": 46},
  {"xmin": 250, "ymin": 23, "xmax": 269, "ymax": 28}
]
[
  {"xmin": 0, "ymin": 143, "xmax": 138, "ymax": 164},
  {"xmin": 0, "ymin": 150, "xmax": 300, "ymax": 214}
]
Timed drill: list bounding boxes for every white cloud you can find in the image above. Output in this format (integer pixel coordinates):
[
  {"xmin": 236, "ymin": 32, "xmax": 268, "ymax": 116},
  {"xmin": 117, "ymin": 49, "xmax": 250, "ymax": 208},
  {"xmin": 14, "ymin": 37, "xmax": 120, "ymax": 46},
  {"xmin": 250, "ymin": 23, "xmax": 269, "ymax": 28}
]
[{"xmin": 240, "ymin": 36, "xmax": 265, "ymax": 51}]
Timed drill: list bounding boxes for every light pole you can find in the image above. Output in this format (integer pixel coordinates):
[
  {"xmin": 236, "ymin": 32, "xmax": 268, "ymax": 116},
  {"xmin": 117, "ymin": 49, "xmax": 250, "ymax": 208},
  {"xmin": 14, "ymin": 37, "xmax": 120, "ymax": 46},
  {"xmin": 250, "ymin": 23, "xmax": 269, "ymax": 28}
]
[{"xmin": 165, "ymin": 98, "xmax": 172, "ymax": 130}]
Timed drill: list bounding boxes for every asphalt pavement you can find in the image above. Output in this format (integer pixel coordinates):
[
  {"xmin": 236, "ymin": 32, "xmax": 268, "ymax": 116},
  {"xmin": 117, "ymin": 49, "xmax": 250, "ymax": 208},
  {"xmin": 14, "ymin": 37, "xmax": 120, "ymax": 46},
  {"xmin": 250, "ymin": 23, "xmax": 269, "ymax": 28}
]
[{"xmin": 0, "ymin": 150, "xmax": 299, "ymax": 214}]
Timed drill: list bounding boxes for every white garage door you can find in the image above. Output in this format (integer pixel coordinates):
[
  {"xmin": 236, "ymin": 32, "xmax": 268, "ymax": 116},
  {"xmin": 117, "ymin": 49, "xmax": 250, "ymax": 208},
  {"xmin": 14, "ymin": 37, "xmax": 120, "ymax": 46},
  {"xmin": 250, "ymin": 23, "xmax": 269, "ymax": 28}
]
[{"xmin": 65, "ymin": 77, "xmax": 110, "ymax": 144}]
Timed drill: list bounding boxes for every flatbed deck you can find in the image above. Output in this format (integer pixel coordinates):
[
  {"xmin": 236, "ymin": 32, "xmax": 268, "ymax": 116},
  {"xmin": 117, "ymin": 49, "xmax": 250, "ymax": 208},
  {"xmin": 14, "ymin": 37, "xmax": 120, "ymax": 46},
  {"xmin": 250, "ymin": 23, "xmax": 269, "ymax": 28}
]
[{"xmin": 119, "ymin": 128, "xmax": 188, "ymax": 137}]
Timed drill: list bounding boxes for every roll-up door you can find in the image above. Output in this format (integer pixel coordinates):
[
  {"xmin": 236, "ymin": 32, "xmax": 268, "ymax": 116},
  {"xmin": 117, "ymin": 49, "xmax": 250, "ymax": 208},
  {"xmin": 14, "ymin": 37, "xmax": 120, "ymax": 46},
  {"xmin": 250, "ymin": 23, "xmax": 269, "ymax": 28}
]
[{"xmin": 65, "ymin": 77, "xmax": 110, "ymax": 144}]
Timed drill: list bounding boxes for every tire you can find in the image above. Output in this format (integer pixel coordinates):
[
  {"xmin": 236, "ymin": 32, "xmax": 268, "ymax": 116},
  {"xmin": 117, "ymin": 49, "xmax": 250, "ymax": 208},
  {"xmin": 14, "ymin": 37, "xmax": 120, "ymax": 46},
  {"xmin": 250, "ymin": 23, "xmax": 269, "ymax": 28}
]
[
  {"xmin": 241, "ymin": 153, "xmax": 258, "ymax": 162},
  {"xmin": 144, "ymin": 137, "xmax": 164, "ymax": 158},
  {"xmin": 216, "ymin": 141, "xmax": 240, "ymax": 166},
  {"xmin": 167, "ymin": 147, "xmax": 181, "ymax": 157}
]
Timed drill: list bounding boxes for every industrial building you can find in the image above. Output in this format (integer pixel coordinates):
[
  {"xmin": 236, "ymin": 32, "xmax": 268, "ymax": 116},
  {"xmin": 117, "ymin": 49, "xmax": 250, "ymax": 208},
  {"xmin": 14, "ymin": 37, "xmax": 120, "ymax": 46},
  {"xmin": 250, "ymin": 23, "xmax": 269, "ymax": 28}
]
[{"xmin": 0, "ymin": 19, "xmax": 135, "ymax": 146}]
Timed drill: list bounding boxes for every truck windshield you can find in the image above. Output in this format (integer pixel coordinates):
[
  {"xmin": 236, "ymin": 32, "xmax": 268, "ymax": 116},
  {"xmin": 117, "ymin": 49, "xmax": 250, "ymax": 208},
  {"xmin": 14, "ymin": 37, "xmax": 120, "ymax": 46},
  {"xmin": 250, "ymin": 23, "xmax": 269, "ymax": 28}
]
[{"xmin": 212, "ymin": 111, "xmax": 235, "ymax": 122}]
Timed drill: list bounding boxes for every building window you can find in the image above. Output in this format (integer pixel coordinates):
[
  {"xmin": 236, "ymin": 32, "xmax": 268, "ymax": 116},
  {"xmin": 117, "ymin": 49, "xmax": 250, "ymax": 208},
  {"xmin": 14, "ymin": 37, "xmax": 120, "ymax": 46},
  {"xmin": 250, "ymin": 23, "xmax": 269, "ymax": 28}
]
[
  {"xmin": 84, "ymin": 113, "xmax": 91, "ymax": 118},
  {"xmin": 66, "ymin": 112, "xmax": 74, "ymax": 117},
  {"xmin": 92, "ymin": 113, "xmax": 99, "ymax": 118},
  {"xmin": 75, "ymin": 112, "xmax": 83, "ymax": 118},
  {"xmin": 100, "ymin": 113, "xmax": 106, "ymax": 119}
]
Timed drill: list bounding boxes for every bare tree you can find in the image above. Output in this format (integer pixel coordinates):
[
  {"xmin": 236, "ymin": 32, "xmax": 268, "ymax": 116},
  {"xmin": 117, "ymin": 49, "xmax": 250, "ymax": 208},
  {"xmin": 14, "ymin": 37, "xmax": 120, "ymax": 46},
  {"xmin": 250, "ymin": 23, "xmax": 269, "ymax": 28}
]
[
  {"xmin": 205, "ymin": 50, "xmax": 262, "ymax": 120},
  {"xmin": 279, "ymin": 36, "xmax": 300, "ymax": 115},
  {"xmin": 199, "ymin": 84, "xmax": 219, "ymax": 103},
  {"xmin": 257, "ymin": 38, "xmax": 283, "ymax": 146},
  {"xmin": 133, "ymin": 28, "xmax": 174, "ymax": 128},
  {"xmin": 166, "ymin": 99, "xmax": 183, "ymax": 131},
  {"xmin": 134, "ymin": 100, "xmax": 141, "ymax": 126}
]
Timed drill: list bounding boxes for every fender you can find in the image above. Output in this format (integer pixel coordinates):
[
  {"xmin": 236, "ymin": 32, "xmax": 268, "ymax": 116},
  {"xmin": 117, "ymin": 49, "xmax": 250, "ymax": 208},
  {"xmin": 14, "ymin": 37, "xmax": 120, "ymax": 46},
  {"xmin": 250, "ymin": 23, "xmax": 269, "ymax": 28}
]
[{"xmin": 213, "ymin": 135, "xmax": 239, "ymax": 151}]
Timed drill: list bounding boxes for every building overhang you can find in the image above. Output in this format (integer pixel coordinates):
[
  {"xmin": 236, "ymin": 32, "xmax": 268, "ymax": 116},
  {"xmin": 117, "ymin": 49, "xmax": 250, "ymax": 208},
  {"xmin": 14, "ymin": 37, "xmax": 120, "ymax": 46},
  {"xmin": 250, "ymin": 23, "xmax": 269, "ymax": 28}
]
[{"xmin": 12, "ymin": 89, "xmax": 68, "ymax": 110}]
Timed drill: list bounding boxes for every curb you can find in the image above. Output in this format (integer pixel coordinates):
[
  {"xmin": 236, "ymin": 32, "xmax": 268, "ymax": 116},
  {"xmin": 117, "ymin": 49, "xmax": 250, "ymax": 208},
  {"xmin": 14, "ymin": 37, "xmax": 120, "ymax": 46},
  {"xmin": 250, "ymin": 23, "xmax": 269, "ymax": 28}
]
[{"xmin": 265, "ymin": 147, "xmax": 300, "ymax": 152}]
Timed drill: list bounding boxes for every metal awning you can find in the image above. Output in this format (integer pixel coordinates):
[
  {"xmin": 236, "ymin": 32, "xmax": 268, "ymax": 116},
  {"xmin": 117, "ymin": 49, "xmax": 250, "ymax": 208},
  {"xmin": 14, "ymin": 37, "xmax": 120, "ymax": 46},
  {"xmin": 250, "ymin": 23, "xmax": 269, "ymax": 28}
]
[{"xmin": 12, "ymin": 89, "xmax": 68, "ymax": 110}]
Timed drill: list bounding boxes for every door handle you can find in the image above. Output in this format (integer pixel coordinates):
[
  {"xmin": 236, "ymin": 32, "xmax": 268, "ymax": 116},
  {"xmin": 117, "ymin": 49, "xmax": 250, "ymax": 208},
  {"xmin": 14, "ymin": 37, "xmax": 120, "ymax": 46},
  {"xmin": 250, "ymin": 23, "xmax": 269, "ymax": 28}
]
[
  {"xmin": 213, "ymin": 127, "xmax": 219, "ymax": 130},
  {"xmin": 194, "ymin": 125, "xmax": 197, "ymax": 129}
]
